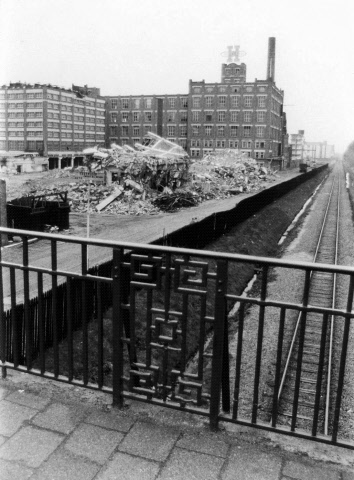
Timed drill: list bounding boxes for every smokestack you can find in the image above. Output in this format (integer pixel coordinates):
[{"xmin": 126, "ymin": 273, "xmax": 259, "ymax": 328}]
[{"xmin": 267, "ymin": 37, "xmax": 276, "ymax": 81}]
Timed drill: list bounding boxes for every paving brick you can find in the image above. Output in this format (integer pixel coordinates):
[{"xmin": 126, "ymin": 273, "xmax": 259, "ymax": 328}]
[
  {"xmin": 30, "ymin": 449, "xmax": 100, "ymax": 480},
  {"xmin": 119, "ymin": 421, "xmax": 179, "ymax": 462},
  {"xmin": 0, "ymin": 426, "xmax": 63, "ymax": 468},
  {"xmin": 85, "ymin": 410, "xmax": 134, "ymax": 432},
  {"xmin": 158, "ymin": 448, "xmax": 225, "ymax": 480},
  {"xmin": 0, "ymin": 459, "xmax": 33, "ymax": 480},
  {"xmin": 283, "ymin": 460, "xmax": 341, "ymax": 480},
  {"xmin": 176, "ymin": 432, "xmax": 229, "ymax": 458},
  {"xmin": 5, "ymin": 390, "xmax": 50, "ymax": 410},
  {"xmin": 0, "ymin": 400, "xmax": 36, "ymax": 436},
  {"xmin": 32, "ymin": 402, "xmax": 87, "ymax": 434},
  {"xmin": 96, "ymin": 451, "xmax": 160, "ymax": 480},
  {"xmin": 222, "ymin": 446, "xmax": 282, "ymax": 480},
  {"xmin": 64, "ymin": 423, "xmax": 123, "ymax": 465}
]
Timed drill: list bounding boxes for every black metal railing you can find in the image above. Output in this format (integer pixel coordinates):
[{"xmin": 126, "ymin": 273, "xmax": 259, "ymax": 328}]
[{"xmin": 0, "ymin": 227, "xmax": 353, "ymax": 449}]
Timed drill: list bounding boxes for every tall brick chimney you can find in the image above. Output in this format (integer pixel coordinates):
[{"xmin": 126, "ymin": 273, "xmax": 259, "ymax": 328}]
[{"xmin": 267, "ymin": 37, "xmax": 276, "ymax": 81}]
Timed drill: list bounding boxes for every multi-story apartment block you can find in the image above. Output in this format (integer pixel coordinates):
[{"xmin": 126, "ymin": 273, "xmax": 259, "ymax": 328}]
[
  {"xmin": 0, "ymin": 83, "xmax": 106, "ymax": 155},
  {"xmin": 305, "ymin": 141, "xmax": 335, "ymax": 160},
  {"xmin": 290, "ymin": 130, "xmax": 306, "ymax": 163},
  {"xmin": 106, "ymin": 37, "xmax": 285, "ymax": 161}
]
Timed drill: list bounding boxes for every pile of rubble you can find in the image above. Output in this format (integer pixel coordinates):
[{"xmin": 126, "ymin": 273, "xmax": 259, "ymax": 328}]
[{"xmin": 189, "ymin": 150, "xmax": 276, "ymax": 201}]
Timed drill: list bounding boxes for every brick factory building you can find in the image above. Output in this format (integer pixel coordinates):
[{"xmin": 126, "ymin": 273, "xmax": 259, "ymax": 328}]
[
  {"xmin": 0, "ymin": 38, "xmax": 287, "ymax": 163},
  {"xmin": 106, "ymin": 37, "xmax": 285, "ymax": 162},
  {"xmin": 0, "ymin": 83, "xmax": 106, "ymax": 156}
]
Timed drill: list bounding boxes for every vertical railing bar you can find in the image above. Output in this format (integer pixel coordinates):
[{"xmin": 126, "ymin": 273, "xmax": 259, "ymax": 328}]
[
  {"xmin": 332, "ymin": 274, "xmax": 354, "ymax": 442},
  {"xmin": 66, "ymin": 277, "xmax": 73, "ymax": 382},
  {"xmin": 22, "ymin": 236, "xmax": 32, "ymax": 370},
  {"xmin": 10, "ymin": 267, "xmax": 19, "ymax": 368},
  {"xmin": 145, "ymin": 289, "xmax": 153, "ymax": 368},
  {"xmin": 271, "ymin": 306, "xmax": 286, "ymax": 428},
  {"xmin": 291, "ymin": 269, "xmax": 311, "ymax": 432},
  {"xmin": 82, "ymin": 279, "xmax": 88, "ymax": 386},
  {"xmin": 0, "ymin": 244, "xmax": 6, "ymax": 377},
  {"xmin": 97, "ymin": 282, "xmax": 103, "ymax": 389},
  {"xmin": 312, "ymin": 312, "xmax": 329, "ymax": 437},
  {"xmin": 252, "ymin": 264, "xmax": 268, "ymax": 424},
  {"xmin": 51, "ymin": 239, "xmax": 59, "ymax": 378},
  {"xmin": 82, "ymin": 244, "xmax": 87, "ymax": 276},
  {"xmin": 232, "ymin": 302, "xmax": 245, "ymax": 420},
  {"xmin": 37, "ymin": 272, "xmax": 45, "ymax": 375},
  {"xmin": 112, "ymin": 247, "xmax": 125, "ymax": 407},
  {"xmin": 210, "ymin": 259, "xmax": 227, "ymax": 430},
  {"xmin": 180, "ymin": 292, "xmax": 189, "ymax": 389}
]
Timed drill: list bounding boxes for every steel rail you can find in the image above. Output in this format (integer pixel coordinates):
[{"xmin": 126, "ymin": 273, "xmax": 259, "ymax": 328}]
[
  {"xmin": 276, "ymin": 175, "xmax": 337, "ymax": 403},
  {"xmin": 324, "ymin": 174, "xmax": 340, "ymax": 435}
]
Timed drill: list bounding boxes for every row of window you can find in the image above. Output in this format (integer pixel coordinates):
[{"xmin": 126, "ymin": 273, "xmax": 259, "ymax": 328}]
[
  {"xmin": 1, "ymin": 92, "xmax": 102, "ymax": 105},
  {"xmin": 191, "ymin": 95, "xmax": 268, "ymax": 108},
  {"xmin": 190, "ymin": 139, "xmax": 266, "ymax": 148},
  {"xmin": 191, "ymin": 125, "xmax": 265, "ymax": 137},
  {"xmin": 111, "ymin": 97, "xmax": 188, "ymax": 110}
]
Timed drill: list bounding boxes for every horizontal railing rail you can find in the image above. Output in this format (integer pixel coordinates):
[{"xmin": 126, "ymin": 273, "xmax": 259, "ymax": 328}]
[{"xmin": 0, "ymin": 227, "xmax": 353, "ymax": 450}]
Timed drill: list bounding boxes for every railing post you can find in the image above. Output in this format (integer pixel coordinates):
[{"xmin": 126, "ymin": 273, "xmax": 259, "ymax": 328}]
[
  {"xmin": 112, "ymin": 248, "xmax": 125, "ymax": 408},
  {"xmin": 210, "ymin": 259, "xmax": 228, "ymax": 431}
]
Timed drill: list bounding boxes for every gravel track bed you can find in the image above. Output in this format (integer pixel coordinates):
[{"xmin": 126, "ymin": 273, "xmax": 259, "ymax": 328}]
[{"xmin": 233, "ymin": 163, "xmax": 354, "ymax": 442}]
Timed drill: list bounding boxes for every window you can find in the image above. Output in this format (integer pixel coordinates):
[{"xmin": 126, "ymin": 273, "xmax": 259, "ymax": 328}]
[
  {"xmin": 121, "ymin": 126, "xmax": 129, "ymax": 136},
  {"xmin": 190, "ymin": 149, "xmax": 200, "ymax": 158},
  {"xmin": 122, "ymin": 112, "xmax": 129, "ymax": 122},
  {"xmin": 180, "ymin": 126, "xmax": 187, "ymax": 137},
  {"xmin": 217, "ymin": 126, "xmax": 225, "ymax": 137},
  {"xmin": 205, "ymin": 111, "xmax": 213, "ymax": 122},
  {"xmin": 168, "ymin": 98, "xmax": 176, "ymax": 108},
  {"xmin": 230, "ymin": 126, "xmax": 238, "ymax": 137},
  {"xmin": 218, "ymin": 111, "xmax": 226, "ymax": 122},
  {"xmin": 255, "ymin": 141, "xmax": 265, "ymax": 148},
  {"xmin": 255, "ymin": 151, "xmax": 265, "ymax": 159},
  {"xmin": 132, "ymin": 99, "xmax": 140, "ymax": 108},
  {"xmin": 179, "ymin": 138, "xmax": 187, "ymax": 149},
  {"xmin": 230, "ymin": 111, "xmax": 239, "ymax": 122},
  {"xmin": 111, "ymin": 113, "xmax": 118, "ymax": 123},
  {"xmin": 203, "ymin": 139, "xmax": 213, "ymax": 148},
  {"xmin": 257, "ymin": 111, "xmax": 266, "ymax": 122},
  {"xmin": 242, "ymin": 140, "xmax": 252, "ymax": 148},
  {"xmin": 133, "ymin": 126, "xmax": 140, "ymax": 136},
  {"xmin": 110, "ymin": 126, "xmax": 117, "ymax": 136},
  {"xmin": 256, "ymin": 126, "xmax": 265, "ymax": 138},
  {"xmin": 258, "ymin": 96, "xmax": 266, "ymax": 107},
  {"xmin": 244, "ymin": 96, "xmax": 253, "ymax": 107},
  {"xmin": 167, "ymin": 111, "xmax": 176, "ymax": 122},
  {"xmin": 192, "ymin": 97, "xmax": 201, "ymax": 108},
  {"xmin": 181, "ymin": 97, "xmax": 188, "ymax": 108},
  {"xmin": 180, "ymin": 112, "xmax": 188, "ymax": 122},
  {"xmin": 191, "ymin": 140, "xmax": 200, "ymax": 147},
  {"xmin": 144, "ymin": 111, "xmax": 152, "ymax": 122},
  {"xmin": 244, "ymin": 111, "xmax": 252, "ymax": 122},
  {"xmin": 192, "ymin": 125, "xmax": 200, "ymax": 136},
  {"xmin": 229, "ymin": 140, "xmax": 238, "ymax": 148},
  {"xmin": 133, "ymin": 112, "xmax": 140, "ymax": 122},
  {"xmin": 243, "ymin": 126, "xmax": 251, "ymax": 137},
  {"xmin": 192, "ymin": 111, "xmax": 200, "ymax": 122},
  {"xmin": 27, "ymin": 112, "xmax": 35, "ymax": 118},
  {"xmin": 35, "ymin": 112, "xmax": 42, "ymax": 118},
  {"xmin": 121, "ymin": 98, "xmax": 129, "ymax": 109},
  {"xmin": 144, "ymin": 125, "xmax": 152, "ymax": 133},
  {"xmin": 205, "ymin": 125, "xmax": 212, "ymax": 136},
  {"xmin": 144, "ymin": 98, "xmax": 152, "ymax": 108},
  {"xmin": 205, "ymin": 96, "xmax": 213, "ymax": 107},
  {"xmin": 218, "ymin": 96, "xmax": 226, "ymax": 106},
  {"xmin": 167, "ymin": 126, "xmax": 175, "ymax": 136},
  {"xmin": 231, "ymin": 96, "xmax": 240, "ymax": 107}
]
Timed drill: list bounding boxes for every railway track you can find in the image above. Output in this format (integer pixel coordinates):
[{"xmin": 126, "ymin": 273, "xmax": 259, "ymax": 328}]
[{"xmin": 274, "ymin": 171, "xmax": 341, "ymax": 434}]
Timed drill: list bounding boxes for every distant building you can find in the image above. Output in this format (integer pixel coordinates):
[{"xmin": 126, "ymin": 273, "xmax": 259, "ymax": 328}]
[
  {"xmin": 0, "ymin": 83, "xmax": 106, "ymax": 156},
  {"xmin": 305, "ymin": 141, "xmax": 335, "ymax": 159},
  {"xmin": 290, "ymin": 130, "xmax": 306, "ymax": 164},
  {"xmin": 106, "ymin": 37, "xmax": 286, "ymax": 162}
]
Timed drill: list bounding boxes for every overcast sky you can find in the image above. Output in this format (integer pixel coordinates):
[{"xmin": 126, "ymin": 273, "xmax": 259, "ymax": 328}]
[{"xmin": 0, "ymin": 0, "xmax": 353, "ymax": 153}]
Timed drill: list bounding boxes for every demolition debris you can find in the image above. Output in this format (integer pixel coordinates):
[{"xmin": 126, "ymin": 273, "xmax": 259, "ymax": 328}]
[{"xmin": 5, "ymin": 135, "xmax": 278, "ymax": 217}]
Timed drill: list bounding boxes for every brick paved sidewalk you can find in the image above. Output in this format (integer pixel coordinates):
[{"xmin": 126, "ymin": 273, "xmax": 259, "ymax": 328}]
[{"xmin": 0, "ymin": 373, "xmax": 353, "ymax": 480}]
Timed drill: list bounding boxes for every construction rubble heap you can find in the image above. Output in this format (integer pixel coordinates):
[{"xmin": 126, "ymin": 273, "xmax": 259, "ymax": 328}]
[{"xmin": 8, "ymin": 134, "xmax": 278, "ymax": 216}]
